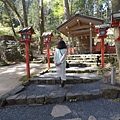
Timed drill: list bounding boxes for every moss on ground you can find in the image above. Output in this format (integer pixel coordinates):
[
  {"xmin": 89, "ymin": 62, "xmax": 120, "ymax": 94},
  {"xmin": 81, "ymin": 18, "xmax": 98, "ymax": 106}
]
[{"xmin": 19, "ymin": 74, "xmax": 35, "ymax": 82}]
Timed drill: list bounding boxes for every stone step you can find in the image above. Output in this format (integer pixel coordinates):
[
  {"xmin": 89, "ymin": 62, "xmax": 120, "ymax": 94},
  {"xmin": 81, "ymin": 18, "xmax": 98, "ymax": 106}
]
[
  {"xmin": 2, "ymin": 80, "xmax": 120, "ymax": 107},
  {"xmin": 68, "ymin": 62, "xmax": 98, "ymax": 67},
  {"xmin": 48, "ymin": 67, "xmax": 98, "ymax": 73},
  {"xmin": 29, "ymin": 73, "xmax": 101, "ymax": 85},
  {"xmin": 5, "ymin": 80, "xmax": 120, "ymax": 106},
  {"xmin": 6, "ymin": 81, "xmax": 102, "ymax": 106}
]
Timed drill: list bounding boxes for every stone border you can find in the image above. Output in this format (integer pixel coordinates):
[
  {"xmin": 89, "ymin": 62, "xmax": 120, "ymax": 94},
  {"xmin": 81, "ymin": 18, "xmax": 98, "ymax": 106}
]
[
  {"xmin": 5, "ymin": 89, "xmax": 101, "ymax": 106},
  {"xmin": 29, "ymin": 76, "xmax": 100, "ymax": 85},
  {"xmin": 48, "ymin": 68, "xmax": 97, "ymax": 73},
  {"xmin": 0, "ymin": 85, "xmax": 25, "ymax": 107},
  {"xmin": 2, "ymin": 84, "xmax": 120, "ymax": 107}
]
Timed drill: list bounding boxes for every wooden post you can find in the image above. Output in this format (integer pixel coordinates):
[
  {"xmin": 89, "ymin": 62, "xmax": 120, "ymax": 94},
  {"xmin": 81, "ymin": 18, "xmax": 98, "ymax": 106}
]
[
  {"xmin": 71, "ymin": 37, "xmax": 74, "ymax": 54},
  {"xmin": 68, "ymin": 31, "xmax": 70, "ymax": 54}
]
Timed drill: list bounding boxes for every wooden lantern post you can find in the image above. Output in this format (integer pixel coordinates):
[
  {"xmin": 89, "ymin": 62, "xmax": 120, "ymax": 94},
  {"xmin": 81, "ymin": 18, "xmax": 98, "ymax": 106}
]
[
  {"xmin": 95, "ymin": 24, "xmax": 110, "ymax": 68},
  {"xmin": 18, "ymin": 26, "xmax": 35, "ymax": 78},
  {"xmin": 42, "ymin": 32, "xmax": 53, "ymax": 68}
]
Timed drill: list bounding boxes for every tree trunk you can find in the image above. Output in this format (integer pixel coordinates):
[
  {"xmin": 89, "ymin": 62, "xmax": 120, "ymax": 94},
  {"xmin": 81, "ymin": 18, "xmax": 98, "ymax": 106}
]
[
  {"xmin": 112, "ymin": 0, "xmax": 120, "ymax": 72},
  {"xmin": 40, "ymin": 0, "xmax": 44, "ymax": 54},
  {"xmin": 38, "ymin": 0, "xmax": 44, "ymax": 54},
  {"xmin": 63, "ymin": 0, "xmax": 70, "ymax": 21},
  {"xmin": 22, "ymin": 0, "xmax": 28, "ymax": 27},
  {"xmin": 112, "ymin": 0, "xmax": 120, "ymax": 12}
]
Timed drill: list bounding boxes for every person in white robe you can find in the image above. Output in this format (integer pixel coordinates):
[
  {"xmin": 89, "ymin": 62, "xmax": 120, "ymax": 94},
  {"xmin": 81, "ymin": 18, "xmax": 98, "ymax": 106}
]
[{"xmin": 54, "ymin": 40, "xmax": 67, "ymax": 87}]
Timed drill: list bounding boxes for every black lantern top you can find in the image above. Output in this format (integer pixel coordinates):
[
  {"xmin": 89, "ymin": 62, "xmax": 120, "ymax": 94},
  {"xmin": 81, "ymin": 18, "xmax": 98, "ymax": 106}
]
[
  {"xmin": 18, "ymin": 26, "xmax": 35, "ymax": 34},
  {"xmin": 95, "ymin": 24, "xmax": 110, "ymax": 29},
  {"xmin": 112, "ymin": 12, "xmax": 120, "ymax": 20},
  {"xmin": 42, "ymin": 32, "xmax": 53, "ymax": 37}
]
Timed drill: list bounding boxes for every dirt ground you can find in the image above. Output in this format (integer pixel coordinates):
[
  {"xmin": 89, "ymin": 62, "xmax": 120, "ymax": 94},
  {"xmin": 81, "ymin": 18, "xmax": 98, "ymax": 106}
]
[{"xmin": 0, "ymin": 62, "xmax": 50, "ymax": 97}]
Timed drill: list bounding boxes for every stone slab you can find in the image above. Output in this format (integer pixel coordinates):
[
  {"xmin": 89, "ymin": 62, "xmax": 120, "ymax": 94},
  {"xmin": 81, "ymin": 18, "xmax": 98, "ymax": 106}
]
[
  {"xmin": 81, "ymin": 92, "xmax": 93, "ymax": 100},
  {"xmin": 0, "ymin": 93, "xmax": 10, "ymax": 107},
  {"xmin": 45, "ymin": 89, "xmax": 67, "ymax": 103},
  {"xmin": 66, "ymin": 92, "xmax": 84, "ymax": 101},
  {"xmin": 15, "ymin": 95, "xmax": 27, "ymax": 105},
  {"xmin": 9, "ymin": 85, "xmax": 25, "ymax": 95},
  {"xmin": 27, "ymin": 95, "xmax": 36, "ymax": 104},
  {"xmin": 51, "ymin": 105, "xmax": 71, "ymax": 117},
  {"xmin": 6, "ymin": 94, "xmax": 19, "ymax": 105},
  {"xmin": 36, "ymin": 95, "xmax": 45, "ymax": 104}
]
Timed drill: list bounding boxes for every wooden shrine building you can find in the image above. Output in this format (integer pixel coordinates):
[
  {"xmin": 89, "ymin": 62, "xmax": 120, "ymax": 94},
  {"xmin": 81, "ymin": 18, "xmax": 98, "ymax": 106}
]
[{"xmin": 57, "ymin": 13, "xmax": 104, "ymax": 54}]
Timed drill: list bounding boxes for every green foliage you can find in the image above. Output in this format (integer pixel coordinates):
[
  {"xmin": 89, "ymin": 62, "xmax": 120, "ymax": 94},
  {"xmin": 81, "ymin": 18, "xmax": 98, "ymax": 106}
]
[
  {"xmin": 115, "ymin": 98, "xmax": 120, "ymax": 102},
  {"xmin": 0, "ymin": 60, "xmax": 9, "ymax": 66},
  {"xmin": 69, "ymin": 99, "xmax": 77, "ymax": 102},
  {"xmin": 28, "ymin": 0, "xmax": 40, "ymax": 29},
  {"xmin": 0, "ymin": 27, "xmax": 13, "ymax": 36},
  {"xmin": 0, "ymin": 0, "xmax": 111, "ymax": 34},
  {"xmin": 19, "ymin": 74, "xmax": 35, "ymax": 82},
  {"xmin": 52, "ymin": 0, "xmax": 64, "ymax": 18},
  {"xmin": 19, "ymin": 75, "xmax": 29, "ymax": 82},
  {"xmin": 98, "ymin": 67, "xmax": 110, "ymax": 75}
]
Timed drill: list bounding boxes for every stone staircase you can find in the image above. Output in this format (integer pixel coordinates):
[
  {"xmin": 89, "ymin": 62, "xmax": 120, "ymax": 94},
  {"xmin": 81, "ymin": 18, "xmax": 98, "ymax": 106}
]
[
  {"xmin": 66, "ymin": 54, "xmax": 117, "ymax": 67},
  {"xmin": 1, "ymin": 60, "xmax": 120, "ymax": 107}
]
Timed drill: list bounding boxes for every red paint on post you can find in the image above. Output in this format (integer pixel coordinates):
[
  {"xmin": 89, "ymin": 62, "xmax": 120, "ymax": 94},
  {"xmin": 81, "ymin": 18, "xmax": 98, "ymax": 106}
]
[
  {"xmin": 47, "ymin": 44, "xmax": 50, "ymax": 68},
  {"xmin": 101, "ymin": 37, "xmax": 104, "ymax": 68},
  {"xmin": 25, "ymin": 43, "xmax": 30, "ymax": 78}
]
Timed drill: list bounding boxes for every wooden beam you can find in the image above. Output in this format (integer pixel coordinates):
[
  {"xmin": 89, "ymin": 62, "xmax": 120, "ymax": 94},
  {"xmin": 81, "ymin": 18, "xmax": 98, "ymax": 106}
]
[
  {"xmin": 71, "ymin": 29, "xmax": 90, "ymax": 34},
  {"xmin": 70, "ymin": 25, "xmax": 92, "ymax": 31},
  {"xmin": 73, "ymin": 33, "xmax": 96, "ymax": 38},
  {"xmin": 77, "ymin": 18, "xmax": 102, "ymax": 25}
]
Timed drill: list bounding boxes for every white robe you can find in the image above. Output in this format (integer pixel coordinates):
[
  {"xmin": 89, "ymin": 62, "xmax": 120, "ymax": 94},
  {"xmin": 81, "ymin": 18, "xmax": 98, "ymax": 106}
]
[{"xmin": 54, "ymin": 48, "xmax": 67, "ymax": 81}]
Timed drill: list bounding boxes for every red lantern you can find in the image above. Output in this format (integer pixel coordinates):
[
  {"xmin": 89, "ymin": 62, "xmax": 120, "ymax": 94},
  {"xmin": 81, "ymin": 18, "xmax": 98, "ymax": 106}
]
[
  {"xmin": 42, "ymin": 32, "xmax": 53, "ymax": 68},
  {"xmin": 18, "ymin": 26, "xmax": 35, "ymax": 78},
  {"xmin": 95, "ymin": 24, "xmax": 110, "ymax": 68}
]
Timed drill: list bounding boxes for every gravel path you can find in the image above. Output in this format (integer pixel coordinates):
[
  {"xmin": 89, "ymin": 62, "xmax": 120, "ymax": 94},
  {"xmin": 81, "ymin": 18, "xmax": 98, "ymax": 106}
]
[
  {"xmin": 18, "ymin": 80, "xmax": 102, "ymax": 96},
  {"xmin": 0, "ymin": 98, "xmax": 120, "ymax": 120}
]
